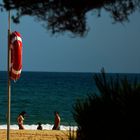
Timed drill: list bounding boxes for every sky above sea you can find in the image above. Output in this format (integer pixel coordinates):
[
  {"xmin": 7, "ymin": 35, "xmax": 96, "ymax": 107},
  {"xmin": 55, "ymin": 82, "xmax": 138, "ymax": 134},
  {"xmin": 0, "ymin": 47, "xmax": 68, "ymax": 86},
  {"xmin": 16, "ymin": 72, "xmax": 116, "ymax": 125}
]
[{"xmin": 0, "ymin": 4, "xmax": 140, "ymax": 73}]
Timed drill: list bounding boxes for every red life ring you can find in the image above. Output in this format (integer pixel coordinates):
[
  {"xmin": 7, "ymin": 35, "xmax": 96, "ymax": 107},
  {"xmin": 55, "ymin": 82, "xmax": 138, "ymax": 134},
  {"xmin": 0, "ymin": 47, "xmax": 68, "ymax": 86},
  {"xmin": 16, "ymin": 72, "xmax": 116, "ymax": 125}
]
[{"xmin": 10, "ymin": 31, "xmax": 22, "ymax": 81}]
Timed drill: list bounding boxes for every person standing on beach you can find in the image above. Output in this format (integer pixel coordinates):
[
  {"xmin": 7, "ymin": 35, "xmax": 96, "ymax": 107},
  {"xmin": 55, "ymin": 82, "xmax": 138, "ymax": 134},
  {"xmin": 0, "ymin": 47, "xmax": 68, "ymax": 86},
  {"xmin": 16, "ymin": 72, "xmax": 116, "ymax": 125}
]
[
  {"xmin": 17, "ymin": 111, "xmax": 26, "ymax": 129},
  {"xmin": 52, "ymin": 111, "xmax": 61, "ymax": 130}
]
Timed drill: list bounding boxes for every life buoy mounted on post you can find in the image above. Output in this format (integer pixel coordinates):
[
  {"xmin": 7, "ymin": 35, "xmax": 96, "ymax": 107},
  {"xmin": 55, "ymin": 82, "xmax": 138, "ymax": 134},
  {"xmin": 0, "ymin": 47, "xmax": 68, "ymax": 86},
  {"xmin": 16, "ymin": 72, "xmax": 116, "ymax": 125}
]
[{"xmin": 10, "ymin": 31, "xmax": 22, "ymax": 81}]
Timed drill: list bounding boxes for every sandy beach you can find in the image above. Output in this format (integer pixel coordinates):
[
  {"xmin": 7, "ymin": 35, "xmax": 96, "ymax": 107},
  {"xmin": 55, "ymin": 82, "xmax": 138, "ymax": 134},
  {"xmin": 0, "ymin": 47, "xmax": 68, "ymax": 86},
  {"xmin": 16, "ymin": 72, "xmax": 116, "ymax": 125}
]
[{"xmin": 0, "ymin": 129, "xmax": 75, "ymax": 140}]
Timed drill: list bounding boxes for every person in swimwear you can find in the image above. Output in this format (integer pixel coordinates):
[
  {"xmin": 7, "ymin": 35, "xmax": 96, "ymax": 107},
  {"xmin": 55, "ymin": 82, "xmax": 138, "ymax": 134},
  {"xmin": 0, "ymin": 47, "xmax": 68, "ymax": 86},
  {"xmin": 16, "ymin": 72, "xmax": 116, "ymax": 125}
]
[
  {"xmin": 52, "ymin": 111, "xmax": 61, "ymax": 130},
  {"xmin": 17, "ymin": 111, "xmax": 26, "ymax": 129}
]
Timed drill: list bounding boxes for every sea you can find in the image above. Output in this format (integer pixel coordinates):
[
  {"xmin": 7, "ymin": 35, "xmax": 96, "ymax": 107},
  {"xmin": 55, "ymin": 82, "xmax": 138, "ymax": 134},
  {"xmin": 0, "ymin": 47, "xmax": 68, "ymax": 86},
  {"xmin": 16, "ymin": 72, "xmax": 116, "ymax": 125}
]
[{"xmin": 0, "ymin": 71, "xmax": 140, "ymax": 130}]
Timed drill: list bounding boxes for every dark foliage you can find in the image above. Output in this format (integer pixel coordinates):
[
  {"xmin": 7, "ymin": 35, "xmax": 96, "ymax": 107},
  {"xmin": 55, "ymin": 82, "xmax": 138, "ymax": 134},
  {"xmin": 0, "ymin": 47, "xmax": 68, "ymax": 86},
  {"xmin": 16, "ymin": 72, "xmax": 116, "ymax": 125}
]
[
  {"xmin": 0, "ymin": 0, "xmax": 140, "ymax": 36},
  {"xmin": 73, "ymin": 69, "xmax": 140, "ymax": 140}
]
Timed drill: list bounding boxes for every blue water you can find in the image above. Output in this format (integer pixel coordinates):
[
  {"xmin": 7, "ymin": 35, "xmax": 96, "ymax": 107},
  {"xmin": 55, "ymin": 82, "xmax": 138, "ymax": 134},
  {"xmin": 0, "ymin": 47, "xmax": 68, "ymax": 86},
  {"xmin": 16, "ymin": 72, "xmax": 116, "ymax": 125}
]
[
  {"xmin": 0, "ymin": 71, "xmax": 140, "ymax": 129},
  {"xmin": 0, "ymin": 71, "xmax": 96, "ymax": 126}
]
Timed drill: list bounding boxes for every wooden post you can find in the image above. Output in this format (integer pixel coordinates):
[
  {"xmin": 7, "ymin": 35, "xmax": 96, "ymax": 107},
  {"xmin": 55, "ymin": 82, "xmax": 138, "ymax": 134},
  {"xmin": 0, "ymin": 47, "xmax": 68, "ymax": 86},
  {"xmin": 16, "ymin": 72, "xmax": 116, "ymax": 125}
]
[{"xmin": 7, "ymin": 10, "xmax": 11, "ymax": 140}]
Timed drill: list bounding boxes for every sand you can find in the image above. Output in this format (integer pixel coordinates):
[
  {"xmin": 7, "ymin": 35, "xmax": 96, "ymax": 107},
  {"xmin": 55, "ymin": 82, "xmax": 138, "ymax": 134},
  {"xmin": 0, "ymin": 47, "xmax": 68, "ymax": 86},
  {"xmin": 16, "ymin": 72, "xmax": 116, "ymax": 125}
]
[{"xmin": 0, "ymin": 129, "xmax": 75, "ymax": 140}]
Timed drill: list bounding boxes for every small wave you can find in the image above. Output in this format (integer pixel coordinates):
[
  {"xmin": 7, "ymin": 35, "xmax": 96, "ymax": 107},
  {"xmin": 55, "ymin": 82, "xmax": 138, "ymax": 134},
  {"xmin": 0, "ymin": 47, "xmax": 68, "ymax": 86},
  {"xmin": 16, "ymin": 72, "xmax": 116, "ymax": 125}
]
[{"xmin": 0, "ymin": 124, "xmax": 77, "ymax": 131}]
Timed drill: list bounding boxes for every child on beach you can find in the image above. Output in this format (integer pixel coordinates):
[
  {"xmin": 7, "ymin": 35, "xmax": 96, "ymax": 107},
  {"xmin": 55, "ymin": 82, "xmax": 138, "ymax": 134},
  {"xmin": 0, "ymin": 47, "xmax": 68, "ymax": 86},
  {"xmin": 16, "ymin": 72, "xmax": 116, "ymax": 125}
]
[
  {"xmin": 17, "ymin": 111, "xmax": 26, "ymax": 129},
  {"xmin": 37, "ymin": 122, "xmax": 43, "ymax": 130},
  {"xmin": 52, "ymin": 111, "xmax": 61, "ymax": 130}
]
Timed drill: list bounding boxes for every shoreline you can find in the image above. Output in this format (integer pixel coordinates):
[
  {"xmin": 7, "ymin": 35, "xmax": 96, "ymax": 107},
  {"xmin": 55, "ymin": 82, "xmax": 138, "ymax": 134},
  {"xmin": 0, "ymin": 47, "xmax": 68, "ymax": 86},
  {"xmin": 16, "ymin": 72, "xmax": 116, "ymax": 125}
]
[
  {"xmin": 0, "ymin": 124, "xmax": 77, "ymax": 131},
  {"xmin": 0, "ymin": 129, "xmax": 76, "ymax": 140}
]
